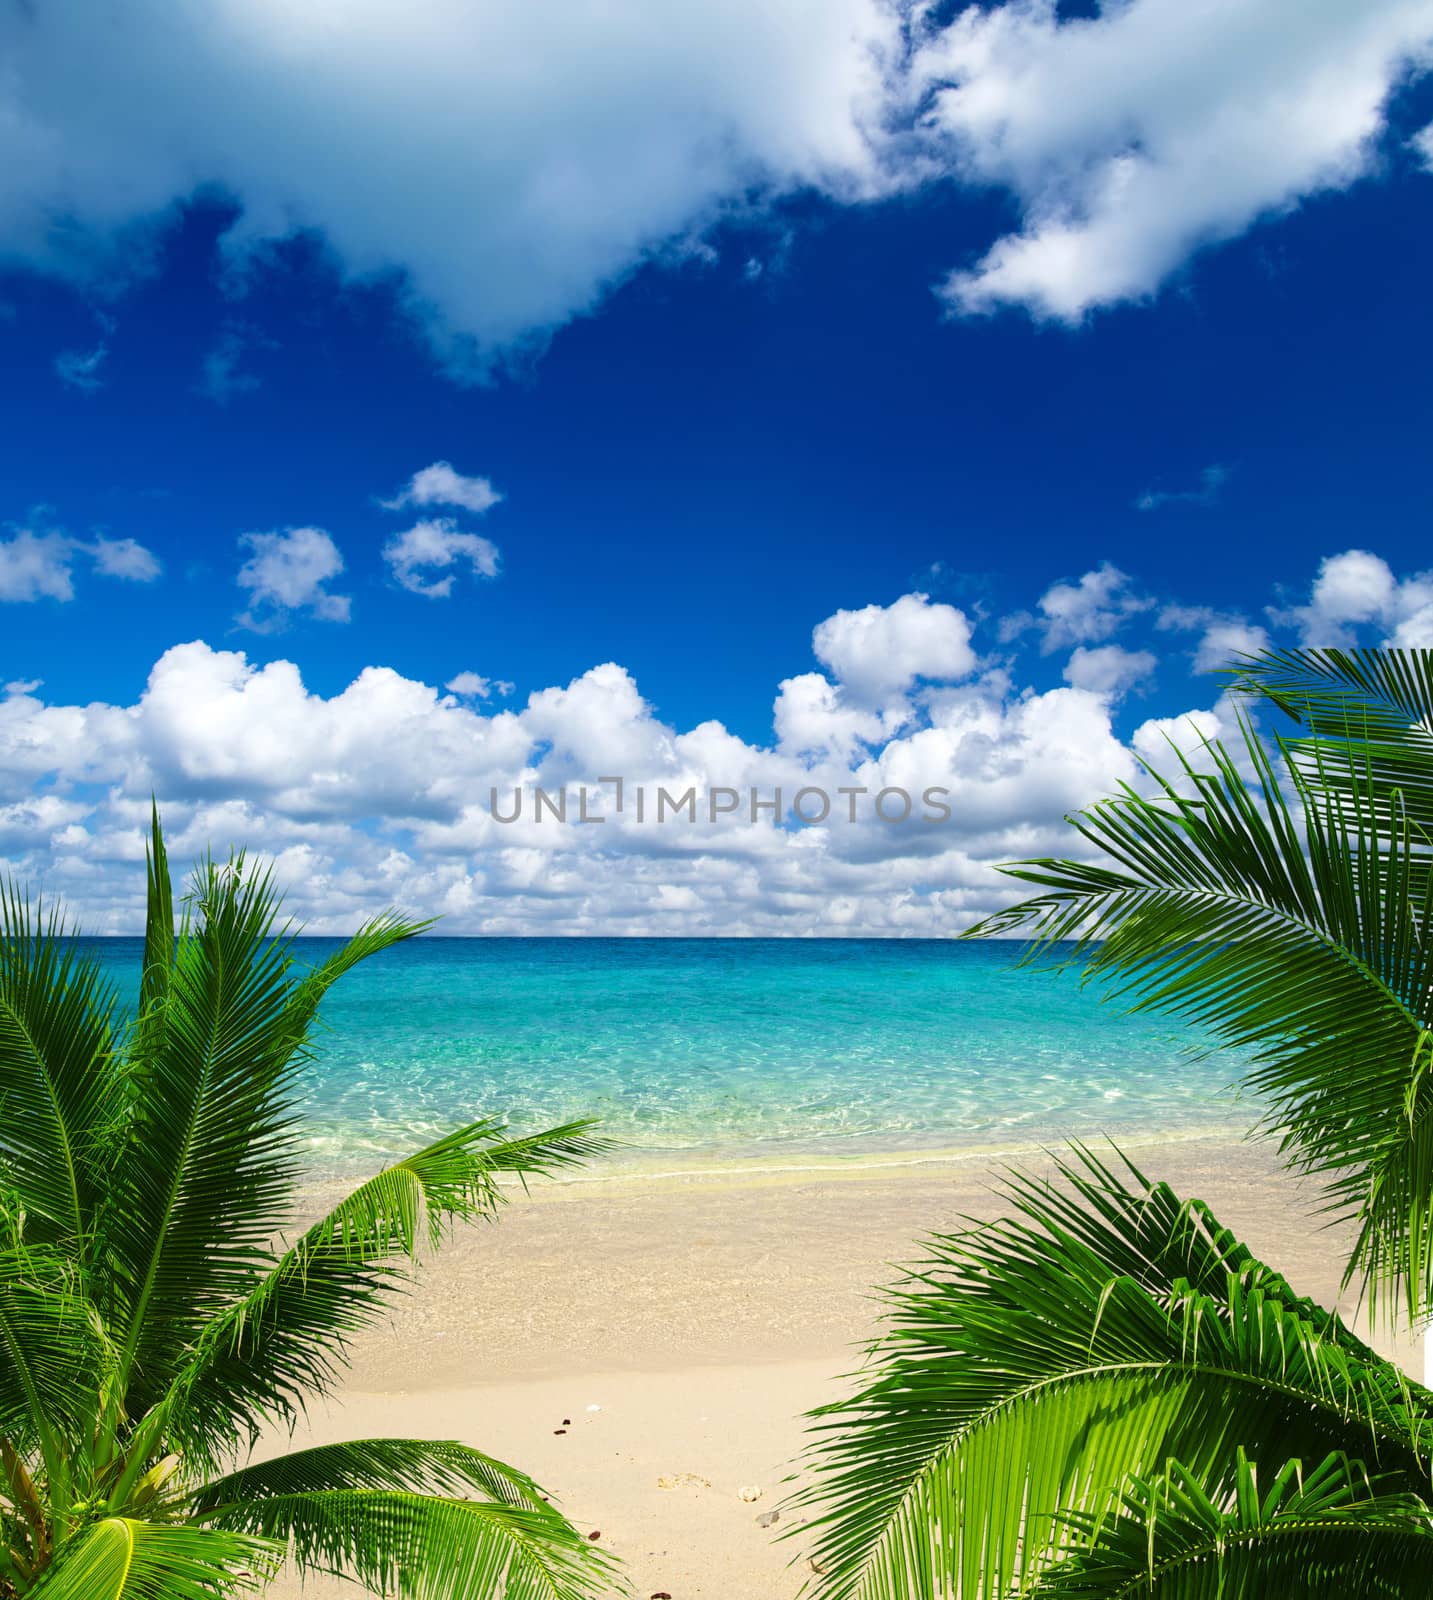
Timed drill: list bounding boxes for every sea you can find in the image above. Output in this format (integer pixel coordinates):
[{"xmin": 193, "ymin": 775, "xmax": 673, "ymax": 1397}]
[{"xmin": 82, "ymin": 936, "xmax": 1255, "ymax": 1176}]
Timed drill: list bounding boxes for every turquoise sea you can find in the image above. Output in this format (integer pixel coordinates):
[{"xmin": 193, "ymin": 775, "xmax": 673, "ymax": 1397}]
[{"xmin": 85, "ymin": 938, "xmax": 1254, "ymax": 1174}]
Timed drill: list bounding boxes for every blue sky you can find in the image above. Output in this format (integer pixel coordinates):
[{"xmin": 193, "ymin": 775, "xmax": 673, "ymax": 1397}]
[{"xmin": 3, "ymin": 0, "xmax": 1433, "ymax": 933}]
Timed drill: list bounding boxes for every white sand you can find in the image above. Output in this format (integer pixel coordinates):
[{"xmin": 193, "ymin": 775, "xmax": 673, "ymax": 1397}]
[{"xmin": 264, "ymin": 1134, "xmax": 1415, "ymax": 1598}]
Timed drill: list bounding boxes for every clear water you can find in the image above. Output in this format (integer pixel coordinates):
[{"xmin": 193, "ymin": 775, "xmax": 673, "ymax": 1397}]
[{"xmin": 80, "ymin": 937, "xmax": 1254, "ymax": 1174}]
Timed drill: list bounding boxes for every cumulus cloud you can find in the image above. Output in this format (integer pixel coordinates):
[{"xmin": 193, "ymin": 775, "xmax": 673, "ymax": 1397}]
[
  {"xmin": 919, "ymin": 0, "xmax": 1433, "ymax": 321},
  {"xmin": 1273, "ymin": 548, "xmax": 1433, "ymax": 647},
  {"xmin": 1062, "ymin": 643, "xmax": 1156, "ymax": 701},
  {"xmin": 0, "ymin": 531, "xmax": 75, "ymax": 603},
  {"xmin": 811, "ymin": 592, "xmax": 977, "ymax": 704},
  {"xmin": 236, "ymin": 527, "xmax": 351, "ymax": 631},
  {"xmin": 773, "ymin": 671, "xmax": 903, "ymax": 761},
  {"xmin": 3, "ymin": 547, "xmax": 1431, "ymax": 935},
  {"xmin": 90, "ymin": 536, "xmax": 163, "ymax": 582},
  {"xmin": 384, "ymin": 463, "xmax": 502, "ymax": 515},
  {"xmin": 0, "ymin": 630, "xmax": 1142, "ymax": 935},
  {"xmin": 0, "ymin": 526, "xmax": 161, "ymax": 602},
  {"xmin": 2, "ymin": 2, "xmax": 1428, "ymax": 369},
  {"xmin": 0, "ymin": 0, "xmax": 900, "ymax": 374},
  {"xmin": 446, "ymin": 672, "xmax": 514, "ymax": 700},
  {"xmin": 383, "ymin": 519, "xmax": 501, "ymax": 598},
  {"xmin": 1026, "ymin": 563, "xmax": 1153, "ymax": 653},
  {"xmin": 1158, "ymin": 605, "xmax": 1271, "ymax": 673}
]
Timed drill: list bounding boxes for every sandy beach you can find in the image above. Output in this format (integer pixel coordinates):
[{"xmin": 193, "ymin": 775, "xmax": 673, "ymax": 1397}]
[{"xmin": 267, "ymin": 1133, "xmax": 1415, "ymax": 1599}]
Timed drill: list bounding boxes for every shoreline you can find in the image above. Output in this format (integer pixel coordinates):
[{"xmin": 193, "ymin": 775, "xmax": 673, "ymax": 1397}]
[{"xmin": 294, "ymin": 1114, "xmax": 1261, "ymax": 1208}]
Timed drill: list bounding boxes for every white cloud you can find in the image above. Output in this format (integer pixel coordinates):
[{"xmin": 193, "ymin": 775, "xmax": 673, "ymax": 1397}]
[
  {"xmin": 383, "ymin": 519, "xmax": 501, "ymax": 599},
  {"xmin": 236, "ymin": 527, "xmax": 351, "ymax": 631},
  {"xmin": 5, "ymin": 2, "xmax": 1426, "ymax": 370},
  {"xmin": 4, "ymin": 545, "xmax": 1432, "ymax": 935},
  {"xmin": 446, "ymin": 672, "xmax": 513, "ymax": 700},
  {"xmin": 1158, "ymin": 605, "xmax": 1271, "ymax": 674},
  {"xmin": 773, "ymin": 671, "xmax": 902, "ymax": 760},
  {"xmin": 384, "ymin": 463, "xmax": 502, "ymax": 515},
  {"xmin": 89, "ymin": 536, "xmax": 162, "ymax": 583},
  {"xmin": 0, "ymin": 0, "xmax": 900, "ymax": 374},
  {"xmin": 1131, "ymin": 706, "xmax": 1225, "ymax": 767},
  {"xmin": 0, "ymin": 531, "xmax": 75, "ymax": 602},
  {"xmin": 1031, "ymin": 562, "xmax": 1153, "ymax": 653},
  {"xmin": 0, "ymin": 527, "xmax": 162, "ymax": 601},
  {"xmin": 919, "ymin": 0, "xmax": 1433, "ymax": 321},
  {"xmin": 1128, "ymin": 691, "xmax": 1267, "ymax": 791},
  {"xmin": 811, "ymin": 592, "xmax": 977, "ymax": 704},
  {"xmin": 1274, "ymin": 548, "xmax": 1433, "ymax": 647},
  {"xmin": 0, "ymin": 586, "xmax": 1145, "ymax": 933},
  {"xmin": 1062, "ymin": 643, "xmax": 1156, "ymax": 701},
  {"xmin": 1416, "ymin": 120, "xmax": 1433, "ymax": 166}
]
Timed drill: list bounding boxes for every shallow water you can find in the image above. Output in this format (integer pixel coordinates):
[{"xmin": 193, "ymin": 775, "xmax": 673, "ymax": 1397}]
[{"xmin": 82, "ymin": 936, "xmax": 1256, "ymax": 1173}]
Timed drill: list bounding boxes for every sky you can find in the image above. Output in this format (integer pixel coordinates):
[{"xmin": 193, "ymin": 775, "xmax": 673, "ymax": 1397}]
[{"xmin": 2, "ymin": 0, "xmax": 1433, "ymax": 935}]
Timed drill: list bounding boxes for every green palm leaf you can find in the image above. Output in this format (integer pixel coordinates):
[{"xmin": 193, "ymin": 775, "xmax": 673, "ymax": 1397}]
[
  {"xmin": 108, "ymin": 854, "xmax": 427, "ymax": 1409},
  {"xmin": 138, "ymin": 802, "xmax": 174, "ymax": 1037},
  {"xmin": 0, "ymin": 1242, "xmax": 108, "ymax": 1454},
  {"xmin": 192, "ymin": 1436, "xmax": 555, "ymax": 1512},
  {"xmin": 1233, "ymin": 647, "xmax": 1433, "ymax": 839},
  {"xmin": 0, "ymin": 888, "xmax": 119, "ymax": 1250},
  {"xmin": 1035, "ymin": 1449, "xmax": 1433, "ymax": 1598},
  {"xmin": 26, "ymin": 1518, "xmax": 278, "ymax": 1599},
  {"xmin": 793, "ymin": 1147, "xmax": 1433, "ymax": 1600},
  {"xmin": 205, "ymin": 1487, "xmax": 614, "ymax": 1600},
  {"xmin": 160, "ymin": 1116, "xmax": 609, "ymax": 1465},
  {"xmin": 964, "ymin": 672, "xmax": 1433, "ymax": 1313}
]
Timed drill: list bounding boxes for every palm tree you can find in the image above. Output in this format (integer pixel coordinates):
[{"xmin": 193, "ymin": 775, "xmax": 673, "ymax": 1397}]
[
  {"xmin": 0, "ymin": 811, "xmax": 615, "ymax": 1598},
  {"xmin": 793, "ymin": 648, "xmax": 1433, "ymax": 1596}
]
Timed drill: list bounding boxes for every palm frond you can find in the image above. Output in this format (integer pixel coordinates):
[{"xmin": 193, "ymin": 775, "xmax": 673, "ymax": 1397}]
[
  {"xmin": 0, "ymin": 1242, "xmax": 109, "ymax": 1448},
  {"xmin": 27, "ymin": 1517, "xmax": 278, "ymax": 1599},
  {"xmin": 105, "ymin": 851, "xmax": 307, "ymax": 1405},
  {"xmin": 278, "ymin": 910, "xmax": 433, "ymax": 1053},
  {"xmin": 158, "ymin": 1118, "xmax": 610, "ymax": 1465},
  {"xmin": 1233, "ymin": 646, "xmax": 1433, "ymax": 729},
  {"xmin": 792, "ymin": 1147, "xmax": 1433, "ymax": 1600},
  {"xmin": 1232, "ymin": 649, "xmax": 1433, "ymax": 915},
  {"xmin": 1035, "ymin": 1448, "xmax": 1433, "ymax": 1598},
  {"xmin": 963, "ymin": 712, "xmax": 1433, "ymax": 1312},
  {"xmin": 204, "ymin": 1486, "xmax": 615, "ymax": 1600},
  {"xmin": 0, "ymin": 886, "xmax": 119, "ymax": 1250},
  {"xmin": 138, "ymin": 800, "xmax": 174, "ymax": 1036},
  {"xmin": 108, "ymin": 855, "xmax": 426, "ymax": 1412},
  {"xmin": 192, "ymin": 1437, "xmax": 553, "ymax": 1517}
]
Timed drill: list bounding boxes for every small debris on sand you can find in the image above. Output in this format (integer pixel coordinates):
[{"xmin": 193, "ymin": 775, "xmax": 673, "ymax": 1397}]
[
  {"xmin": 656, "ymin": 1472, "xmax": 711, "ymax": 1491},
  {"xmin": 756, "ymin": 1510, "xmax": 780, "ymax": 1528},
  {"xmin": 737, "ymin": 1485, "xmax": 762, "ymax": 1503}
]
